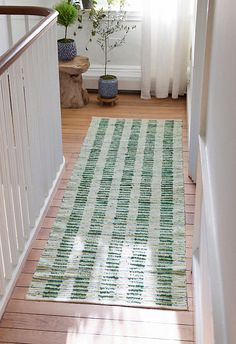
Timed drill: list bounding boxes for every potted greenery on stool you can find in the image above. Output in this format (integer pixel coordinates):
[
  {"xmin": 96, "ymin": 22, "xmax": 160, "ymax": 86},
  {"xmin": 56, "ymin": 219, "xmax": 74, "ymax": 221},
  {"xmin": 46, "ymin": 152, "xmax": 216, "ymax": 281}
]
[
  {"xmin": 88, "ymin": 0, "xmax": 135, "ymax": 99},
  {"xmin": 54, "ymin": 0, "xmax": 81, "ymax": 61}
]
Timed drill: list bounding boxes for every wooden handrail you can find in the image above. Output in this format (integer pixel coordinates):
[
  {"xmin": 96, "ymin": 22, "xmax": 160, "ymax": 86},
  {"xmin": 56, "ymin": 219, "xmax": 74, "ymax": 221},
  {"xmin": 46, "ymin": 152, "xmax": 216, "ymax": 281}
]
[{"xmin": 0, "ymin": 6, "xmax": 58, "ymax": 75}]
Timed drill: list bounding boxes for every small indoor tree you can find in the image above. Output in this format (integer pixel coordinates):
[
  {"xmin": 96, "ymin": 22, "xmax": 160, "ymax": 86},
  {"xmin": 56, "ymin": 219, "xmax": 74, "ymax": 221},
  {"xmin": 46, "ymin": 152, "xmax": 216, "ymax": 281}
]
[
  {"xmin": 54, "ymin": 0, "xmax": 81, "ymax": 60},
  {"xmin": 87, "ymin": 0, "xmax": 135, "ymax": 99}
]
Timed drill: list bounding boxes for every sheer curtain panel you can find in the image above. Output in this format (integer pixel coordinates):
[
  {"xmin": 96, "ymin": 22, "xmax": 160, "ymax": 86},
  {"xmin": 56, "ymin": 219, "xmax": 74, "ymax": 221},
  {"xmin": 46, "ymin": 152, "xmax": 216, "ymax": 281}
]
[{"xmin": 141, "ymin": 0, "xmax": 193, "ymax": 99}]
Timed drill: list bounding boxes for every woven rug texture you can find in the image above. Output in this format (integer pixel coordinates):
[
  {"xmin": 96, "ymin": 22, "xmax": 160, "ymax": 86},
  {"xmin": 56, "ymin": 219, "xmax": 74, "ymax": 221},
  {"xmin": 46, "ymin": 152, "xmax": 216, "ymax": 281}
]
[{"xmin": 27, "ymin": 117, "xmax": 187, "ymax": 309}]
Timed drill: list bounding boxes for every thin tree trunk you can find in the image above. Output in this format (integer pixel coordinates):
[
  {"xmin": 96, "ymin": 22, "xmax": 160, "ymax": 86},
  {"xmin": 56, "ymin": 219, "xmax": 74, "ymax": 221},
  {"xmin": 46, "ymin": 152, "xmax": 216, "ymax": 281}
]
[
  {"xmin": 65, "ymin": 26, "xmax": 68, "ymax": 40},
  {"xmin": 104, "ymin": 5, "xmax": 111, "ymax": 76},
  {"xmin": 104, "ymin": 37, "xmax": 107, "ymax": 76}
]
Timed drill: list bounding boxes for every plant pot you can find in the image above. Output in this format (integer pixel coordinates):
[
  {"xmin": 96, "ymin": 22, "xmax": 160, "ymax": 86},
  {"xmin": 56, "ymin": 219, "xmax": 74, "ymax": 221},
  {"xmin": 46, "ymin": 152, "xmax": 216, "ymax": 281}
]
[
  {"xmin": 57, "ymin": 39, "xmax": 77, "ymax": 61},
  {"xmin": 98, "ymin": 75, "xmax": 118, "ymax": 99},
  {"xmin": 82, "ymin": 0, "xmax": 93, "ymax": 9}
]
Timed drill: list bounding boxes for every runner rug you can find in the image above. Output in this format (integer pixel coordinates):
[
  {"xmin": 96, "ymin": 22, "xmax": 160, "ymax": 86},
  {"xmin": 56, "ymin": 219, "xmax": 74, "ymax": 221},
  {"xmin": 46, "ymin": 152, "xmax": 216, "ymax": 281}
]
[{"xmin": 27, "ymin": 117, "xmax": 187, "ymax": 309}]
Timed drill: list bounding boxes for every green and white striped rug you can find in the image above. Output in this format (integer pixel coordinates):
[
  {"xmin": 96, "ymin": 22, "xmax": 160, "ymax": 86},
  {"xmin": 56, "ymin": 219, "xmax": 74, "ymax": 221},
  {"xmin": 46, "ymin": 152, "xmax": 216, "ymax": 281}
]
[{"xmin": 27, "ymin": 117, "xmax": 187, "ymax": 309}]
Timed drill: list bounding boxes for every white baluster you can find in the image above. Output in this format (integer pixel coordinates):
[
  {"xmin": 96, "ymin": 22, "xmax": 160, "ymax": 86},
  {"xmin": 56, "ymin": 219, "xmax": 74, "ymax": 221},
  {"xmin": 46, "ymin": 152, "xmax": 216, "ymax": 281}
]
[{"xmin": 6, "ymin": 15, "xmax": 13, "ymax": 48}]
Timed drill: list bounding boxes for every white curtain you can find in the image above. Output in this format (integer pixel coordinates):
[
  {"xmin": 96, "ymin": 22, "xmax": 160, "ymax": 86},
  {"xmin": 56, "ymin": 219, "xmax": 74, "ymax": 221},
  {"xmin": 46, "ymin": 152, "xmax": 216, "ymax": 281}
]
[{"xmin": 141, "ymin": 0, "xmax": 193, "ymax": 99}]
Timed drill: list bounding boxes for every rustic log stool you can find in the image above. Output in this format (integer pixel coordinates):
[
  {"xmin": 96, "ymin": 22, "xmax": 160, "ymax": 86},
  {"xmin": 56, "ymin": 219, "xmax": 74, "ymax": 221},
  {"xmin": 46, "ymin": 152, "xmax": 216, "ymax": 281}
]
[{"xmin": 59, "ymin": 56, "xmax": 90, "ymax": 108}]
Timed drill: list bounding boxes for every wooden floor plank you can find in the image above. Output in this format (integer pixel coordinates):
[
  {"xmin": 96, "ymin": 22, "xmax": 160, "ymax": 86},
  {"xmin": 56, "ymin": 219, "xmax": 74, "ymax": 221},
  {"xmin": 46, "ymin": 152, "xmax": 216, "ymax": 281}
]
[
  {"xmin": 0, "ymin": 94, "xmax": 195, "ymax": 343},
  {"xmin": 0, "ymin": 329, "xmax": 194, "ymax": 344},
  {"xmin": 5, "ymin": 299, "xmax": 194, "ymax": 325},
  {"xmin": 0, "ymin": 313, "xmax": 194, "ymax": 341}
]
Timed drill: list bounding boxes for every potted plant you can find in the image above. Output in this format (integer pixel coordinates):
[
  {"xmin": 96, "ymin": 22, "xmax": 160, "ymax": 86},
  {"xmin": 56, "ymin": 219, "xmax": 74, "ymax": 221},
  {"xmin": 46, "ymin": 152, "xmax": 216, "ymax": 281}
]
[
  {"xmin": 54, "ymin": 0, "xmax": 80, "ymax": 61},
  {"xmin": 87, "ymin": 0, "xmax": 135, "ymax": 99}
]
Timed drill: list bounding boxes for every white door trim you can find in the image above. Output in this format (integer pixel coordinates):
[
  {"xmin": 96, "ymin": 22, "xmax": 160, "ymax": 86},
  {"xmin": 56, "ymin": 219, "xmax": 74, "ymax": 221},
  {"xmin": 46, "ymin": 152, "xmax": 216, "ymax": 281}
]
[
  {"xmin": 188, "ymin": 0, "xmax": 209, "ymax": 181},
  {"xmin": 193, "ymin": 0, "xmax": 228, "ymax": 343}
]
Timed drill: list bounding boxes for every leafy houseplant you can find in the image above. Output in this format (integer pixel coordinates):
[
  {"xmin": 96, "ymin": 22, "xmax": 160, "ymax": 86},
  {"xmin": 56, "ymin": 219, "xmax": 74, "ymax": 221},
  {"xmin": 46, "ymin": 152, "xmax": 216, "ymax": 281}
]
[
  {"xmin": 88, "ymin": 0, "xmax": 135, "ymax": 99},
  {"xmin": 54, "ymin": 0, "xmax": 80, "ymax": 61}
]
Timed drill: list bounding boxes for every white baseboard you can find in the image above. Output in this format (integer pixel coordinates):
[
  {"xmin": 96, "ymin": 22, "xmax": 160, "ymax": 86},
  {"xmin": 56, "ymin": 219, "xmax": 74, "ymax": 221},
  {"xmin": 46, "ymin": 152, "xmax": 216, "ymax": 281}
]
[
  {"xmin": 187, "ymin": 83, "xmax": 191, "ymax": 148},
  {"xmin": 83, "ymin": 64, "xmax": 141, "ymax": 91},
  {"xmin": 0, "ymin": 157, "xmax": 65, "ymax": 318},
  {"xmin": 192, "ymin": 252, "xmax": 202, "ymax": 344}
]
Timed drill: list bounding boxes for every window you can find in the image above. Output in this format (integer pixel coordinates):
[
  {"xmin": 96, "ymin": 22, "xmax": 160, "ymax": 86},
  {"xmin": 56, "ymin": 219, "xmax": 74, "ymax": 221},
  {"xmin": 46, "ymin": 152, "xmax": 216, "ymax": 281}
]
[{"xmin": 96, "ymin": 0, "xmax": 142, "ymax": 12}]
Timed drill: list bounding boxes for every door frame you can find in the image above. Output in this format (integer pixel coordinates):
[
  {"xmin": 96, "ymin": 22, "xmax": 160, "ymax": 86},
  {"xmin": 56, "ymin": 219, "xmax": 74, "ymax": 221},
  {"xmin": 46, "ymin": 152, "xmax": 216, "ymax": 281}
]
[
  {"xmin": 192, "ymin": 0, "xmax": 228, "ymax": 343},
  {"xmin": 188, "ymin": 0, "xmax": 209, "ymax": 182}
]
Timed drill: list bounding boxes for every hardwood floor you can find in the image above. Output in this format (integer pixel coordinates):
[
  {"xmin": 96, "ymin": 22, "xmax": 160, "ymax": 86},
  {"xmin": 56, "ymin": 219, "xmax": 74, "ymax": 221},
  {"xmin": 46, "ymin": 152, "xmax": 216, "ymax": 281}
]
[{"xmin": 0, "ymin": 93, "xmax": 195, "ymax": 343}]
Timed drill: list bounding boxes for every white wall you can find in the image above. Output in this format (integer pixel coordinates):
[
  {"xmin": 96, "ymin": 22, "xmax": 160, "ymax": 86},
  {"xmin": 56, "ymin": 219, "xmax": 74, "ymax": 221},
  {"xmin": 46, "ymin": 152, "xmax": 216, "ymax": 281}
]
[
  {"xmin": 2, "ymin": 0, "xmax": 142, "ymax": 89},
  {"xmin": 194, "ymin": 0, "xmax": 236, "ymax": 343},
  {"xmin": 0, "ymin": 17, "xmax": 9, "ymax": 55},
  {"xmin": 0, "ymin": 0, "xmax": 8, "ymax": 55},
  {"xmin": 204, "ymin": 0, "xmax": 236, "ymax": 342}
]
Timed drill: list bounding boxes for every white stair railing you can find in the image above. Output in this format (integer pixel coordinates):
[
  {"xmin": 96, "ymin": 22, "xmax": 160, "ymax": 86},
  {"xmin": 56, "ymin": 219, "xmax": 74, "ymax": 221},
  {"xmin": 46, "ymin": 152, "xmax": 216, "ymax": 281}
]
[{"xmin": 0, "ymin": 6, "xmax": 64, "ymax": 317}]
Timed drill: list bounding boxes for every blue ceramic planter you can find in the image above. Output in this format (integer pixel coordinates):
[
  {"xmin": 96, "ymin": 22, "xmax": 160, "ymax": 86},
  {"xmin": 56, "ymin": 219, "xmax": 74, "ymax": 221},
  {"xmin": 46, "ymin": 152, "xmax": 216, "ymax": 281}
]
[
  {"xmin": 58, "ymin": 40, "xmax": 77, "ymax": 61},
  {"xmin": 98, "ymin": 76, "xmax": 118, "ymax": 99}
]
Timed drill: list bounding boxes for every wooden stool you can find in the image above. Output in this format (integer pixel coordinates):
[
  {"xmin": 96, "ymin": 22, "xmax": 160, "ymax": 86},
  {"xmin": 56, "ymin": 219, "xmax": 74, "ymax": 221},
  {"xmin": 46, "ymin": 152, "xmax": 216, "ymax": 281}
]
[
  {"xmin": 59, "ymin": 56, "xmax": 90, "ymax": 108},
  {"xmin": 97, "ymin": 95, "xmax": 119, "ymax": 106}
]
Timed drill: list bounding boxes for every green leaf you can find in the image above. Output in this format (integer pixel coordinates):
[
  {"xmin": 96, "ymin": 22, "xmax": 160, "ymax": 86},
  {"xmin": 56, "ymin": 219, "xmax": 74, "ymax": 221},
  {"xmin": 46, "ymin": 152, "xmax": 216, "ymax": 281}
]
[{"xmin": 54, "ymin": 1, "xmax": 78, "ymax": 27}]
